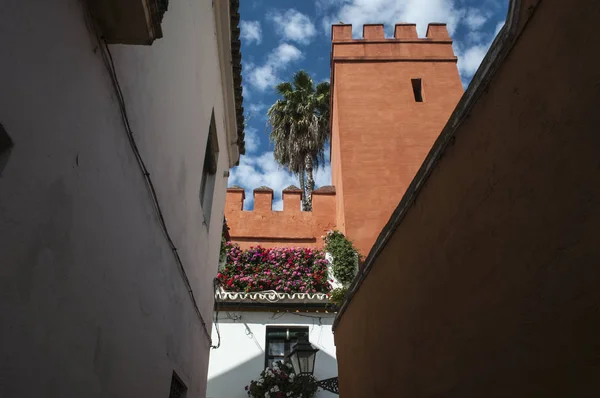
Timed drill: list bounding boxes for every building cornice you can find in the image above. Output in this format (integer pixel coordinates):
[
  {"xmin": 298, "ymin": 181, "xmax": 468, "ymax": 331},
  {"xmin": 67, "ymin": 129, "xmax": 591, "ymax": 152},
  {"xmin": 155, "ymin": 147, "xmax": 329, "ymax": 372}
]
[
  {"xmin": 216, "ymin": 289, "xmax": 330, "ymax": 303},
  {"xmin": 215, "ymin": 289, "xmax": 335, "ymax": 312},
  {"xmin": 332, "ymin": 40, "xmax": 453, "ymax": 45},
  {"xmin": 333, "ymin": 57, "xmax": 458, "ymax": 63}
]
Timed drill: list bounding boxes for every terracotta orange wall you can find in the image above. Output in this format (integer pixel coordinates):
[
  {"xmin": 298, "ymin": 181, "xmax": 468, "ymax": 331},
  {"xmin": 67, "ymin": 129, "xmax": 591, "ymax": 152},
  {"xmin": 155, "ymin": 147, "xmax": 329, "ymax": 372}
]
[
  {"xmin": 225, "ymin": 187, "xmax": 336, "ymax": 249},
  {"xmin": 334, "ymin": 1, "xmax": 600, "ymax": 396},
  {"xmin": 330, "ymin": 23, "xmax": 463, "ymax": 258},
  {"xmin": 330, "ymin": 78, "xmax": 346, "ymax": 235}
]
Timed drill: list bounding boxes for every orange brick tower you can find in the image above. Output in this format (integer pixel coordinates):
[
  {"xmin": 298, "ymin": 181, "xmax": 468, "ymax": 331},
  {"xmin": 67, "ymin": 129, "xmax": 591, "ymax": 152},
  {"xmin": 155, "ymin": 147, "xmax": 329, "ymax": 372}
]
[
  {"xmin": 330, "ymin": 23, "xmax": 464, "ymax": 257},
  {"xmin": 225, "ymin": 23, "xmax": 463, "ymax": 256}
]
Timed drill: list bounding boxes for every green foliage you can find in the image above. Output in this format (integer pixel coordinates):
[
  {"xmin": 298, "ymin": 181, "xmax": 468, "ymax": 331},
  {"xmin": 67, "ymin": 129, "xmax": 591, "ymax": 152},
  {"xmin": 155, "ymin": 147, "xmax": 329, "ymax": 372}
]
[
  {"xmin": 323, "ymin": 230, "xmax": 359, "ymax": 286},
  {"xmin": 246, "ymin": 361, "xmax": 318, "ymax": 398},
  {"xmin": 329, "ymin": 286, "xmax": 348, "ymax": 307},
  {"xmin": 219, "ymin": 235, "xmax": 227, "ymax": 264}
]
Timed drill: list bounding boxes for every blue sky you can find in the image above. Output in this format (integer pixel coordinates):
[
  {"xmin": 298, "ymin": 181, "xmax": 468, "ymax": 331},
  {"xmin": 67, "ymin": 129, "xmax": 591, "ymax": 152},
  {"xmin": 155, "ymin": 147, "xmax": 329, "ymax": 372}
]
[{"xmin": 229, "ymin": 0, "xmax": 509, "ymax": 210}]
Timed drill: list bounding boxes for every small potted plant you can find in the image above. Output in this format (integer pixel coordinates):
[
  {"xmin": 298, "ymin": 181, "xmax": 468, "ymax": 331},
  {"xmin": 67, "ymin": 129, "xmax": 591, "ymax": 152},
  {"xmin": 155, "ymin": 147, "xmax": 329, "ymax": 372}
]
[{"xmin": 245, "ymin": 361, "xmax": 318, "ymax": 398}]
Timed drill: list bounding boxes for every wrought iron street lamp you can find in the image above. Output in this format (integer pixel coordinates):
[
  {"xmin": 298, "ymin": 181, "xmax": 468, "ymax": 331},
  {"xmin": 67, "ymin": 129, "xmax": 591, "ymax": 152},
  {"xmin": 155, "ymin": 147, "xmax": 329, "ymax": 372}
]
[
  {"xmin": 286, "ymin": 332, "xmax": 339, "ymax": 394},
  {"xmin": 286, "ymin": 332, "xmax": 318, "ymax": 376}
]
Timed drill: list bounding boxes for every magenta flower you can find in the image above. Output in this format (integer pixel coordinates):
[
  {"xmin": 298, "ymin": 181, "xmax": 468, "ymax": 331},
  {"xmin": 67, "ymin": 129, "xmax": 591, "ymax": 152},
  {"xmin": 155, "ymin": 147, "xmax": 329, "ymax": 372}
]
[{"xmin": 219, "ymin": 244, "xmax": 331, "ymax": 294}]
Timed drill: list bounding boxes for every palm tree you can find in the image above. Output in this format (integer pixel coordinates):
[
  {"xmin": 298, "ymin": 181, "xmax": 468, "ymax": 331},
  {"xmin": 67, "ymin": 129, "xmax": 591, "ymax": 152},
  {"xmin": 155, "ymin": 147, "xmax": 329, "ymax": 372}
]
[{"xmin": 267, "ymin": 70, "xmax": 330, "ymax": 211}]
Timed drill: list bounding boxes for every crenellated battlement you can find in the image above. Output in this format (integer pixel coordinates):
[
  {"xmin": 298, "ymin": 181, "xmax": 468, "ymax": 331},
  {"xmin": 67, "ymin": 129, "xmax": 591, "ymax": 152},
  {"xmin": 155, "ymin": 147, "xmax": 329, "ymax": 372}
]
[
  {"xmin": 226, "ymin": 185, "xmax": 335, "ymax": 213},
  {"xmin": 225, "ymin": 185, "xmax": 337, "ymax": 249},
  {"xmin": 331, "ymin": 23, "xmax": 456, "ymax": 62},
  {"xmin": 332, "ymin": 23, "xmax": 451, "ymax": 41}
]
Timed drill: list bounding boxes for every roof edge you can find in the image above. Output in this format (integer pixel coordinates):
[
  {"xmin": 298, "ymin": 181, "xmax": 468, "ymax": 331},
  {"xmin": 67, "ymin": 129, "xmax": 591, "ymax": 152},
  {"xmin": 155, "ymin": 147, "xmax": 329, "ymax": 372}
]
[
  {"xmin": 254, "ymin": 186, "xmax": 274, "ymax": 193},
  {"xmin": 313, "ymin": 185, "xmax": 336, "ymax": 194},
  {"xmin": 230, "ymin": 0, "xmax": 245, "ymax": 158}
]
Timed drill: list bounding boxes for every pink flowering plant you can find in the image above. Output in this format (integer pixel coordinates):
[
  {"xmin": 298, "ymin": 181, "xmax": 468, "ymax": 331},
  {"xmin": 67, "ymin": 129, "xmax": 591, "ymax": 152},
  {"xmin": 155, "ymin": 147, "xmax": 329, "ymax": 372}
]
[
  {"xmin": 217, "ymin": 243, "xmax": 331, "ymax": 294},
  {"xmin": 246, "ymin": 361, "xmax": 318, "ymax": 398}
]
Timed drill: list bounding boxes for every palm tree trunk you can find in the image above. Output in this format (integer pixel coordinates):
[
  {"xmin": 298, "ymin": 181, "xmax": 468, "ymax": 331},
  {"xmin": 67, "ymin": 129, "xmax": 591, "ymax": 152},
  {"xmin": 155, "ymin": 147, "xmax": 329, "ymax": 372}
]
[
  {"xmin": 305, "ymin": 154, "xmax": 314, "ymax": 211},
  {"xmin": 298, "ymin": 171, "xmax": 307, "ymax": 211}
]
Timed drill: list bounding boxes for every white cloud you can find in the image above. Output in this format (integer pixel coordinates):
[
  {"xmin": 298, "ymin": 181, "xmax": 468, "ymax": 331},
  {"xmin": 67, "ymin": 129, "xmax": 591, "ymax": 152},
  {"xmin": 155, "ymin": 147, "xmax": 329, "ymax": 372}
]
[
  {"xmin": 466, "ymin": 30, "xmax": 485, "ymax": 44},
  {"xmin": 494, "ymin": 21, "xmax": 505, "ymax": 35},
  {"xmin": 244, "ymin": 127, "xmax": 261, "ymax": 153},
  {"xmin": 229, "ymin": 152, "xmax": 332, "ymax": 210},
  {"xmin": 240, "ymin": 20, "xmax": 262, "ymax": 45},
  {"xmin": 248, "ymin": 102, "xmax": 267, "ymax": 114},
  {"xmin": 246, "ymin": 43, "xmax": 303, "ymax": 91},
  {"xmin": 455, "ymin": 42, "xmax": 490, "ymax": 78},
  {"xmin": 229, "ymin": 152, "xmax": 297, "ymax": 210},
  {"xmin": 464, "ymin": 8, "xmax": 488, "ymax": 30},
  {"xmin": 273, "ymin": 199, "xmax": 284, "ymax": 211},
  {"xmin": 456, "ymin": 15, "xmax": 508, "ymax": 81},
  {"xmin": 247, "ymin": 102, "xmax": 268, "ymax": 122},
  {"xmin": 228, "ymin": 152, "xmax": 295, "ymax": 193},
  {"xmin": 242, "ymin": 84, "xmax": 251, "ymax": 100},
  {"xmin": 271, "ymin": 43, "xmax": 303, "ymax": 64},
  {"xmin": 314, "ymin": 164, "xmax": 332, "ymax": 187},
  {"xmin": 247, "ymin": 65, "xmax": 278, "ymax": 92},
  {"xmin": 321, "ymin": 0, "xmax": 463, "ymax": 37},
  {"xmin": 268, "ymin": 9, "xmax": 317, "ymax": 45}
]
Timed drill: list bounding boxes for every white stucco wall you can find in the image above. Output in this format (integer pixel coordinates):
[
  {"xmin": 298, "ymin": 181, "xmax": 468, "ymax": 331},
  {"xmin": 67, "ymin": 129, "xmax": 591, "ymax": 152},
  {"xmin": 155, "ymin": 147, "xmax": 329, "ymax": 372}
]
[
  {"xmin": 0, "ymin": 0, "xmax": 234, "ymax": 397},
  {"xmin": 207, "ymin": 311, "xmax": 339, "ymax": 398}
]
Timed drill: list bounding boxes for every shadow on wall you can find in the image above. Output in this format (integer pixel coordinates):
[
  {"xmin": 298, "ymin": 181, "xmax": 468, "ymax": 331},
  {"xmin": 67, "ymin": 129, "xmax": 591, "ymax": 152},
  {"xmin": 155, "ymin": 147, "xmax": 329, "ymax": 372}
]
[
  {"xmin": 207, "ymin": 351, "xmax": 339, "ymax": 398},
  {"xmin": 313, "ymin": 350, "xmax": 339, "ymax": 398},
  {"xmin": 207, "ymin": 353, "xmax": 264, "ymax": 398}
]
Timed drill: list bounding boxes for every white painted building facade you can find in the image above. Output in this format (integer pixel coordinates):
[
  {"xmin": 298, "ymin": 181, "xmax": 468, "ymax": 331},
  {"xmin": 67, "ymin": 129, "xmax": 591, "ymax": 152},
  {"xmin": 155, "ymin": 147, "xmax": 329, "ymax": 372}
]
[
  {"xmin": 0, "ymin": 0, "xmax": 244, "ymax": 397},
  {"xmin": 207, "ymin": 291, "xmax": 339, "ymax": 398}
]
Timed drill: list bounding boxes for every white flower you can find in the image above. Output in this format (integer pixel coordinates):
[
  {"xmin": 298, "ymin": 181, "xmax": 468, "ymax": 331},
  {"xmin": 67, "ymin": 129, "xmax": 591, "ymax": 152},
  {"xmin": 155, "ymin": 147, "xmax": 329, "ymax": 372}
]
[
  {"xmin": 270, "ymin": 386, "xmax": 279, "ymax": 393},
  {"xmin": 264, "ymin": 393, "xmax": 269, "ymax": 398},
  {"xmin": 287, "ymin": 393, "xmax": 292, "ymax": 397}
]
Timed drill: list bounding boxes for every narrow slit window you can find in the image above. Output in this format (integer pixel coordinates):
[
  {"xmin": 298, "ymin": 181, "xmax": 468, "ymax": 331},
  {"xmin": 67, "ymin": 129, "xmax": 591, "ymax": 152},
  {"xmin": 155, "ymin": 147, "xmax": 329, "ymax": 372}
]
[
  {"xmin": 0, "ymin": 124, "xmax": 14, "ymax": 178},
  {"xmin": 411, "ymin": 78, "xmax": 423, "ymax": 102}
]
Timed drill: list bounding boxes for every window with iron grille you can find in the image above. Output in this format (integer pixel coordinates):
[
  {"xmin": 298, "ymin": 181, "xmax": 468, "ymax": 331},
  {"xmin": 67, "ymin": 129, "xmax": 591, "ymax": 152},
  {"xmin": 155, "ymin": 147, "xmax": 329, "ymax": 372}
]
[
  {"xmin": 169, "ymin": 371, "xmax": 187, "ymax": 398},
  {"xmin": 0, "ymin": 123, "xmax": 13, "ymax": 178},
  {"xmin": 200, "ymin": 110, "xmax": 219, "ymax": 225},
  {"xmin": 264, "ymin": 326, "xmax": 309, "ymax": 368}
]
